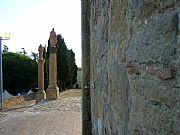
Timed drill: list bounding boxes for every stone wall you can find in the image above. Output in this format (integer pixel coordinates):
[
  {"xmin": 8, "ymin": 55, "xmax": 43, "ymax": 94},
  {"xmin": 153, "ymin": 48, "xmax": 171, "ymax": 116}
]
[
  {"xmin": 90, "ymin": 1, "xmax": 180, "ymax": 135},
  {"xmin": 3, "ymin": 93, "xmax": 36, "ymax": 109}
]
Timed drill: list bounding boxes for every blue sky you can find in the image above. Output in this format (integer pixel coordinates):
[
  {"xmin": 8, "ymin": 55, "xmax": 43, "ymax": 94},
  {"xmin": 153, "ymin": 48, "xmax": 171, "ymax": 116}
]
[{"xmin": 0, "ymin": 0, "xmax": 82, "ymax": 67}]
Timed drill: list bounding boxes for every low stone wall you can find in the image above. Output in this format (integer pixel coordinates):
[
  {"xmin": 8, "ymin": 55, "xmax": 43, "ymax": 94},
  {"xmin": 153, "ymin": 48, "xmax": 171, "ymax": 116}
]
[
  {"xmin": 23, "ymin": 93, "xmax": 36, "ymax": 101},
  {"xmin": 3, "ymin": 93, "xmax": 36, "ymax": 109}
]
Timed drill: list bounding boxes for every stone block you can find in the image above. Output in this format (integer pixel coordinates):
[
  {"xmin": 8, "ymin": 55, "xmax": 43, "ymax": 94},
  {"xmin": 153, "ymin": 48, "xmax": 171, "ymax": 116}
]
[
  {"xmin": 50, "ymin": 47, "xmax": 57, "ymax": 53},
  {"xmin": 127, "ymin": 63, "xmax": 140, "ymax": 75},
  {"xmin": 36, "ymin": 91, "xmax": 46, "ymax": 102},
  {"xmin": 147, "ymin": 67, "xmax": 175, "ymax": 80},
  {"xmin": 46, "ymin": 87, "xmax": 59, "ymax": 100}
]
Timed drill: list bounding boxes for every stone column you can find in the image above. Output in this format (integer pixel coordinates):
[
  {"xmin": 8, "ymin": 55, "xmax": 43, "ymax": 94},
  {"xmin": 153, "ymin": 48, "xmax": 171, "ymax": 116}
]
[
  {"xmin": 46, "ymin": 28, "xmax": 59, "ymax": 100},
  {"xmin": 36, "ymin": 44, "xmax": 46, "ymax": 101}
]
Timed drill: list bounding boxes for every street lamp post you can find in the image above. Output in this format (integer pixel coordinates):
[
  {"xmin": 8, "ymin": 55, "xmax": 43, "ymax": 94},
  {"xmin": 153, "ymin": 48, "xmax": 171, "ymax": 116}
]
[
  {"xmin": 0, "ymin": 37, "xmax": 3, "ymax": 110},
  {"xmin": 0, "ymin": 33, "xmax": 10, "ymax": 110}
]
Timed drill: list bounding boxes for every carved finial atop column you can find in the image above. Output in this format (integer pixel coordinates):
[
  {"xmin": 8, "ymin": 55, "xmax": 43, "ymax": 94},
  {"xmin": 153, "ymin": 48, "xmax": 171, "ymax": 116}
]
[
  {"xmin": 50, "ymin": 28, "xmax": 57, "ymax": 47},
  {"xmin": 38, "ymin": 44, "xmax": 44, "ymax": 59}
]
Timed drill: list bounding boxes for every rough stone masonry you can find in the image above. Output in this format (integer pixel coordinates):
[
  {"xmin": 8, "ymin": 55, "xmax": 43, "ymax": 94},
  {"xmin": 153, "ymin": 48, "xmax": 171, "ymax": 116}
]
[{"xmin": 87, "ymin": 0, "xmax": 180, "ymax": 135}]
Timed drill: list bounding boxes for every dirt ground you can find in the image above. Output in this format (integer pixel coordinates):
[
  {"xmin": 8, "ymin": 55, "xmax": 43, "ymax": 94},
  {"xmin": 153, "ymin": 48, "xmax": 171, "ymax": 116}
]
[{"xmin": 0, "ymin": 89, "xmax": 82, "ymax": 135}]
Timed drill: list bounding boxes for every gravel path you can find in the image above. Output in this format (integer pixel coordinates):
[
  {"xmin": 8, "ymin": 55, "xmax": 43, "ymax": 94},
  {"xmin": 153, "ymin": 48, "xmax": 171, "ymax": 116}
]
[{"xmin": 0, "ymin": 90, "xmax": 82, "ymax": 135}]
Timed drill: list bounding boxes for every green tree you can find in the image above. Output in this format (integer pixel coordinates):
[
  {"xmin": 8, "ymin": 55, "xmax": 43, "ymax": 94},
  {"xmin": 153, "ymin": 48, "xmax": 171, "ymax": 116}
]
[
  {"xmin": 31, "ymin": 52, "xmax": 38, "ymax": 61},
  {"xmin": 3, "ymin": 45, "xmax": 9, "ymax": 53},
  {"xmin": 3, "ymin": 52, "xmax": 37, "ymax": 95},
  {"xmin": 68, "ymin": 49, "xmax": 78, "ymax": 87},
  {"xmin": 19, "ymin": 48, "xmax": 27, "ymax": 55},
  {"xmin": 56, "ymin": 34, "xmax": 71, "ymax": 90},
  {"xmin": 44, "ymin": 45, "xmax": 49, "ymax": 90}
]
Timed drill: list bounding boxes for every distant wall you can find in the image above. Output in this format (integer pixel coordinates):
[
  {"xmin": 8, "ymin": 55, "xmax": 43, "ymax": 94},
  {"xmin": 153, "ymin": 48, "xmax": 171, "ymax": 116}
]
[
  {"xmin": 3, "ymin": 93, "xmax": 36, "ymax": 109},
  {"xmin": 74, "ymin": 70, "xmax": 82, "ymax": 89},
  {"xmin": 90, "ymin": 1, "xmax": 180, "ymax": 135}
]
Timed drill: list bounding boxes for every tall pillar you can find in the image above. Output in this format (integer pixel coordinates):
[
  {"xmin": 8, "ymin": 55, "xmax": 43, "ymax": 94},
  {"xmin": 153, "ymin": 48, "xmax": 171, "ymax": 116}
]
[
  {"xmin": 36, "ymin": 44, "xmax": 46, "ymax": 101},
  {"xmin": 81, "ymin": 0, "xmax": 92, "ymax": 134},
  {"xmin": 46, "ymin": 28, "xmax": 59, "ymax": 100}
]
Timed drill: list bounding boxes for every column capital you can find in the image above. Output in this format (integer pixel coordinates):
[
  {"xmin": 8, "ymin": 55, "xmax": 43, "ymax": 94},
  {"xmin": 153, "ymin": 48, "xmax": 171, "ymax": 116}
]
[
  {"xmin": 38, "ymin": 59, "xmax": 45, "ymax": 63},
  {"xmin": 50, "ymin": 47, "xmax": 57, "ymax": 53}
]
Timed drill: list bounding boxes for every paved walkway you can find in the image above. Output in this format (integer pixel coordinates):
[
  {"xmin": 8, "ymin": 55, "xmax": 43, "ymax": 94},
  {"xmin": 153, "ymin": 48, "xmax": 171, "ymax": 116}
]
[{"xmin": 0, "ymin": 89, "xmax": 82, "ymax": 135}]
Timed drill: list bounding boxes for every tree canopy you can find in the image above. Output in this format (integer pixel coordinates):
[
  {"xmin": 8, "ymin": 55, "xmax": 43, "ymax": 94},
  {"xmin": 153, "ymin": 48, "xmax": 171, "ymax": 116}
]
[
  {"xmin": 3, "ymin": 52, "xmax": 37, "ymax": 95},
  {"xmin": 68, "ymin": 49, "xmax": 78, "ymax": 86}
]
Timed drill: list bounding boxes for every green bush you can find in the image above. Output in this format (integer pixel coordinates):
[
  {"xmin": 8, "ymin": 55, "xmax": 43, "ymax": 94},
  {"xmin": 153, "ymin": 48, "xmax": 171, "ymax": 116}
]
[{"xmin": 3, "ymin": 52, "xmax": 37, "ymax": 96}]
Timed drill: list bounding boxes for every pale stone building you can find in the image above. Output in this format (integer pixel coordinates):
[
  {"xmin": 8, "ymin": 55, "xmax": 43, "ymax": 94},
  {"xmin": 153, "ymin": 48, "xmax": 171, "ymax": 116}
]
[{"xmin": 74, "ymin": 68, "xmax": 82, "ymax": 89}]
